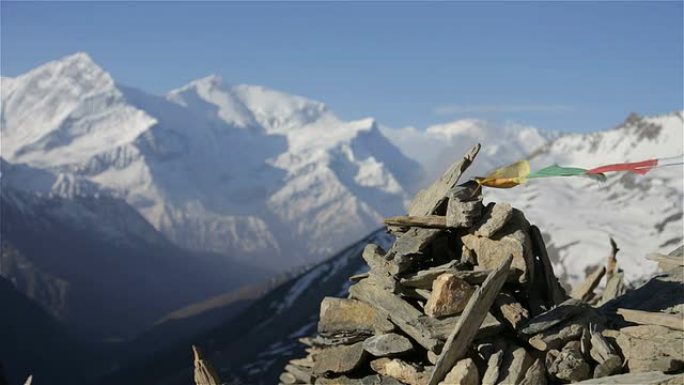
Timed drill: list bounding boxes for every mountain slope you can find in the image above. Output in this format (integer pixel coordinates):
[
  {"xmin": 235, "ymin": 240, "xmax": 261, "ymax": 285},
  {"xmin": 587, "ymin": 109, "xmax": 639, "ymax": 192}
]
[
  {"xmin": 0, "ymin": 159, "xmax": 268, "ymax": 340},
  {"xmin": 0, "ymin": 275, "xmax": 92, "ymax": 385},
  {"xmin": 486, "ymin": 112, "xmax": 683, "ymax": 286},
  {"xmin": 98, "ymin": 229, "xmax": 393, "ymax": 385},
  {"xmin": 1, "ymin": 53, "xmax": 422, "ymax": 269}
]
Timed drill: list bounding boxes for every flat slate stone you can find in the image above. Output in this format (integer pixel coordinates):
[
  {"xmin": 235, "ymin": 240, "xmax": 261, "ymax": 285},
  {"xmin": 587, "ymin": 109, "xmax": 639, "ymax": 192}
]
[
  {"xmin": 363, "ymin": 333, "xmax": 413, "ymax": 357},
  {"xmin": 318, "ymin": 297, "xmax": 394, "ymax": 335},
  {"xmin": 313, "ymin": 341, "xmax": 367, "ymax": 375},
  {"xmin": 472, "ymin": 202, "xmax": 513, "ymax": 238}
]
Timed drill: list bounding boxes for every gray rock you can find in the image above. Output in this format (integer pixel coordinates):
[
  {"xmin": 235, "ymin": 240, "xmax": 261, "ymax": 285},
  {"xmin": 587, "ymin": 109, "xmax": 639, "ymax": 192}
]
[
  {"xmin": 472, "ymin": 202, "xmax": 513, "ymax": 238},
  {"xmin": 363, "ymin": 333, "xmax": 413, "ymax": 357},
  {"xmin": 446, "ymin": 195, "xmax": 483, "ymax": 228},
  {"xmin": 318, "ymin": 297, "xmax": 394, "ymax": 335},
  {"xmin": 313, "ymin": 341, "xmax": 367, "ymax": 374},
  {"xmin": 614, "ymin": 324, "xmax": 684, "ymax": 373},
  {"xmin": 424, "ymin": 273, "xmax": 474, "ymax": 318},
  {"xmin": 461, "ymin": 209, "xmax": 534, "ymax": 284},
  {"xmin": 547, "ymin": 344, "xmax": 592, "ymax": 383}
]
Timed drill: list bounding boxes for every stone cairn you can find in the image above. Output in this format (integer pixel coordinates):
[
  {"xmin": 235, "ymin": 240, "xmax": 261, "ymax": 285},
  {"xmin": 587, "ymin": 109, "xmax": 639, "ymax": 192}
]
[{"xmin": 277, "ymin": 144, "xmax": 684, "ymax": 385}]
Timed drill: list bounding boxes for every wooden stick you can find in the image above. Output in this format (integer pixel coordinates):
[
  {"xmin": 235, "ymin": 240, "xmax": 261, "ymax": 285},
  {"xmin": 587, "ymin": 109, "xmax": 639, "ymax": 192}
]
[
  {"xmin": 384, "ymin": 215, "xmax": 447, "ymax": 229},
  {"xmin": 426, "ymin": 255, "xmax": 513, "ymax": 385},
  {"xmin": 617, "ymin": 308, "xmax": 684, "ymax": 331}
]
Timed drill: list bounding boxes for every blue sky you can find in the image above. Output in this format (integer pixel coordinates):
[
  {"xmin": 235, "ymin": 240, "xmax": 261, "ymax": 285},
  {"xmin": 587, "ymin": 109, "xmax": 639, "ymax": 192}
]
[{"xmin": 2, "ymin": 1, "xmax": 682, "ymax": 133}]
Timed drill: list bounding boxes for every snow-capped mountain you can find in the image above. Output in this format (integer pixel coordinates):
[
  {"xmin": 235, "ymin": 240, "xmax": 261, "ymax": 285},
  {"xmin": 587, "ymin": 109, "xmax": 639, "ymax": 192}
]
[
  {"xmin": 2, "ymin": 52, "xmax": 681, "ymax": 286},
  {"xmin": 488, "ymin": 112, "xmax": 683, "ymax": 286},
  {"xmin": 1, "ymin": 53, "xmax": 422, "ymax": 269},
  {"xmin": 384, "ymin": 112, "xmax": 682, "ymax": 287}
]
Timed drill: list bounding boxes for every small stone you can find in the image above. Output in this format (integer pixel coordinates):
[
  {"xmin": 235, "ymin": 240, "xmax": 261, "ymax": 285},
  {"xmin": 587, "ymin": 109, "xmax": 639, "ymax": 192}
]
[
  {"xmin": 446, "ymin": 196, "xmax": 483, "ymax": 228},
  {"xmin": 461, "ymin": 210, "xmax": 534, "ymax": 284},
  {"xmin": 547, "ymin": 345, "xmax": 591, "ymax": 382},
  {"xmin": 427, "ymin": 350, "xmax": 439, "ymax": 365},
  {"xmin": 593, "ymin": 355, "xmax": 623, "ymax": 378},
  {"xmin": 424, "ymin": 273, "xmax": 475, "ymax": 318},
  {"xmin": 519, "ymin": 358, "xmax": 547, "ymax": 385},
  {"xmin": 497, "ymin": 346, "xmax": 534, "ymax": 385},
  {"xmin": 371, "ymin": 358, "xmax": 428, "ymax": 385},
  {"xmin": 279, "ymin": 372, "xmax": 297, "ymax": 384},
  {"xmin": 472, "ymin": 202, "xmax": 513, "ymax": 238},
  {"xmin": 439, "ymin": 358, "xmax": 479, "ymax": 385},
  {"xmin": 313, "ymin": 342, "xmax": 367, "ymax": 374},
  {"xmin": 318, "ymin": 297, "xmax": 393, "ymax": 335},
  {"xmin": 363, "ymin": 333, "xmax": 413, "ymax": 357}
]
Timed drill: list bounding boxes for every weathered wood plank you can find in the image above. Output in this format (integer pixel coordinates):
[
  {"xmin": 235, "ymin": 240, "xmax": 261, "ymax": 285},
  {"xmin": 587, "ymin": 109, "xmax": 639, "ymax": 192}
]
[
  {"xmin": 426, "ymin": 255, "xmax": 513, "ymax": 385},
  {"xmin": 384, "ymin": 215, "xmax": 447, "ymax": 229},
  {"xmin": 407, "ymin": 143, "xmax": 481, "ymax": 216},
  {"xmin": 617, "ymin": 308, "xmax": 684, "ymax": 331}
]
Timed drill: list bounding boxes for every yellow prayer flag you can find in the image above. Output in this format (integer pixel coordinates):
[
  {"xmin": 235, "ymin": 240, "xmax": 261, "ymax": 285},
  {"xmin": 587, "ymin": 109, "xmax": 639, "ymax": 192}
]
[{"xmin": 475, "ymin": 160, "xmax": 530, "ymax": 188}]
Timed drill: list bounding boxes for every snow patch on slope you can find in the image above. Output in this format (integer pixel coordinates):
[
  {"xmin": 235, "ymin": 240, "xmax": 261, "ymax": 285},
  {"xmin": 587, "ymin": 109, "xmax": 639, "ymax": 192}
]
[{"xmin": 487, "ymin": 112, "xmax": 683, "ymax": 286}]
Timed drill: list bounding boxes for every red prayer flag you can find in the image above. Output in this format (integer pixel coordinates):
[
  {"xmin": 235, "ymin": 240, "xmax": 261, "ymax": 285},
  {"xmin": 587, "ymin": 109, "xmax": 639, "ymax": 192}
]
[{"xmin": 586, "ymin": 159, "xmax": 658, "ymax": 175}]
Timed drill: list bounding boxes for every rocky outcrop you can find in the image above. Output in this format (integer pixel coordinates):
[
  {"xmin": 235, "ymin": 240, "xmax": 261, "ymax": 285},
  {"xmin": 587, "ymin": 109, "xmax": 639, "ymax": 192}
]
[{"xmin": 278, "ymin": 145, "xmax": 684, "ymax": 385}]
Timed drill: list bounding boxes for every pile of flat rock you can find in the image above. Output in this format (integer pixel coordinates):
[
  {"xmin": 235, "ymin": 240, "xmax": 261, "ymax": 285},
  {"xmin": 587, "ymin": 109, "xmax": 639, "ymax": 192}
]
[{"xmin": 278, "ymin": 144, "xmax": 684, "ymax": 385}]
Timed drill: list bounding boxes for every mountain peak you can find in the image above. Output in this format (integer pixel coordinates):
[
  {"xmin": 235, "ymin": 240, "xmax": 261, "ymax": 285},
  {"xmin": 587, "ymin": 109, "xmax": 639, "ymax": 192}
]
[
  {"xmin": 186, "ymin": 74, "xmax": 225, "ymax": 90},
  {"xmin": 11, "ymin": 51, "xmax": 115, "ymax": 94},
  {"xmin": 60, "ymin": 51, "xmax": 96, "ymax": 65}
]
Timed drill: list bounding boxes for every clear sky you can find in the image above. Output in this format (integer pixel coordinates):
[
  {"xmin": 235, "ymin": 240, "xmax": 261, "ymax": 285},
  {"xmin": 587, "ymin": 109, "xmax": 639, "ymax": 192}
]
[{"xmin": 2, "ymin": 1, "xmax": 682, "ymax": 133}]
